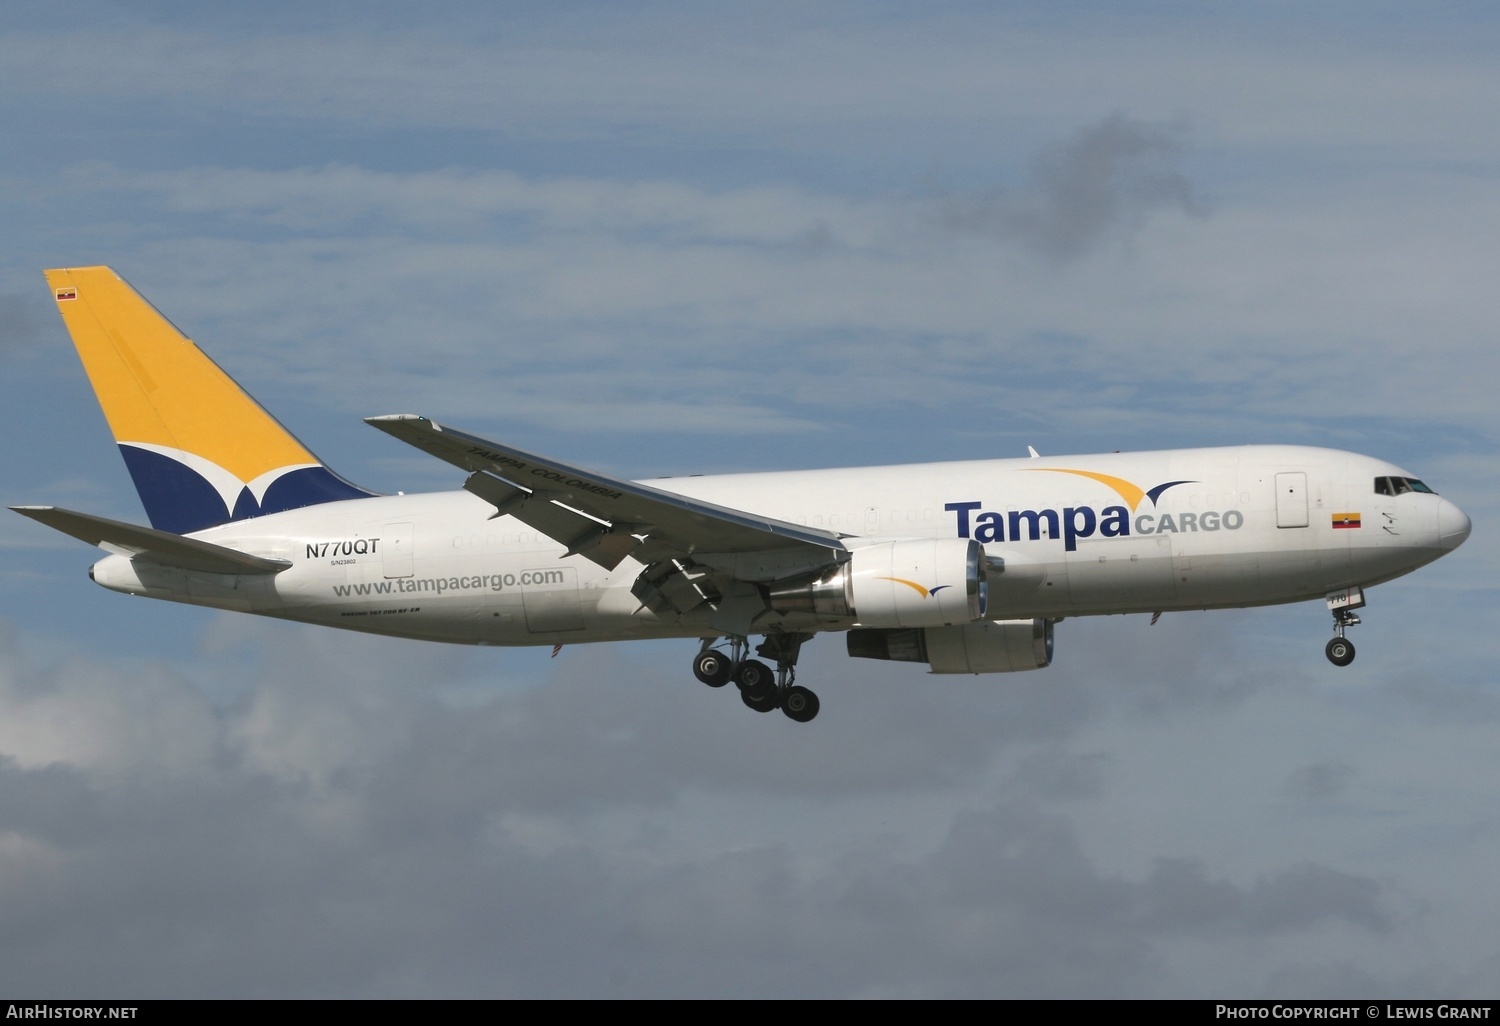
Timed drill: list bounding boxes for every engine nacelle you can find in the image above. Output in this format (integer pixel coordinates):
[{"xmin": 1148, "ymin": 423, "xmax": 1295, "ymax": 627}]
[
  {"xmin": 768, "ymin": 538, "xmax": 986, "ymax": 628},
  {"xmin": 846, "ymin": 618, "xmax": 1053, "ymax": 674}
]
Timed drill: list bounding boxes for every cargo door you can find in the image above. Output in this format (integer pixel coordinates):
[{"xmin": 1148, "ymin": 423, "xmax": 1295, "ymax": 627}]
[{"xmin": 522, "ymin": 566, "xmax": 585, "ymax": 632}]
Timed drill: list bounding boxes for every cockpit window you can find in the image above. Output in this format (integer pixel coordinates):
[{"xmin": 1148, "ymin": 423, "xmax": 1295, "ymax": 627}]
[{"xmin": 1374, "ymin": 476, "xmax": 1437, "ymax": 496}]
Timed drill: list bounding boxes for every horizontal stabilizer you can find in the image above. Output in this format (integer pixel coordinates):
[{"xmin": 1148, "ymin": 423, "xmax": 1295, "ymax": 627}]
[{"xmin": 10, "ymin": 506, "xmax": 291, "ymax": 575}]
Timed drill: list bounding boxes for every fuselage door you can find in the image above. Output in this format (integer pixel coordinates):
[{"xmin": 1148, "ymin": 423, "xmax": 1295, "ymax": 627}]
[
  {"xmin": 383, "ymin": 522, "xmax": 414, "ymax": 577},
  {"xmin": 522, "ymin": 567, "xmax": 585, "ymax": 632},
  {"xmin": 1275, "ymin": 472, "xmax": 1309, "ymax": 528}
]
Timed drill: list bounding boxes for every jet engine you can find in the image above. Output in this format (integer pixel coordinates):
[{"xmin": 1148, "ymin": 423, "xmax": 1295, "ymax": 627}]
[
  {"xmin": 846, "ymin": 618, "xmax": 1054, "ymax": 674},
  {"xmin": 767, "ymin": 538, "xmax": 986, "ymax": 628}
]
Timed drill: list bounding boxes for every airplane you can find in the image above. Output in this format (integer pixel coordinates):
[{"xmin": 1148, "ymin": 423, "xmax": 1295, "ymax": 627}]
[{"xmin": 13, "ymin": 267, "xmax": 1472, "ymax": 722}]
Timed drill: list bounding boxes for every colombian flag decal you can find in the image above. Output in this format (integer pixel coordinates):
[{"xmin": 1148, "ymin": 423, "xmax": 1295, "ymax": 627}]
[{"xmin": 1332, "ymin": 512, "xmax": 1362, "ymax": 529}]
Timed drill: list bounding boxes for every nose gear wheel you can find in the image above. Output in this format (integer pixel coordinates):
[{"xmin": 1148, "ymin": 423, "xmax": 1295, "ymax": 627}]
[{"xmin": 1325, "ymin": 594, "xmax": 1363, "ymax": 667}]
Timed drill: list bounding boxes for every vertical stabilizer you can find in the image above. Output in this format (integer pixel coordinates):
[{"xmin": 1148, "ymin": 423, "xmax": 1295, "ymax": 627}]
[{"xmin": 45, "ymin": 266, "xmax": 373, "ymax": 534}]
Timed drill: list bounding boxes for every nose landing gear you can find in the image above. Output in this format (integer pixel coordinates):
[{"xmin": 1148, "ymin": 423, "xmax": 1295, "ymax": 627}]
[
  {"xmin": 1325, "ymin": 586, "xmax": 1365, "ymax": 667},
  {"xmin": 692, "ymin": 632, "xmax": 819, "ymax": 721},
  {"xmin": 1325, "ymin": 634, "xmax": 1355, "ymax": 666}
]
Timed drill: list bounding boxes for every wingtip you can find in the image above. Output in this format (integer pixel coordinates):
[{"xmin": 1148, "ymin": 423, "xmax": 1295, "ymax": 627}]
[{"xmin": 364, "ymin": 414, "xmax": 436, "ymax": 430}]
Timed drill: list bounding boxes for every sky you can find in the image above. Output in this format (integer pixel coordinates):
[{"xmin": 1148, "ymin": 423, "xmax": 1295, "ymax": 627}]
[{"xmin": 0, "ymin": 1, "xmax": 1497, "ymax": 998}]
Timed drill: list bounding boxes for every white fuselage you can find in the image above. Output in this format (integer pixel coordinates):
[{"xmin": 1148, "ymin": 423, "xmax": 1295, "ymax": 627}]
[{"xmin": 89, "ymin": 445, "xmax": 1468, "ymax": 645}]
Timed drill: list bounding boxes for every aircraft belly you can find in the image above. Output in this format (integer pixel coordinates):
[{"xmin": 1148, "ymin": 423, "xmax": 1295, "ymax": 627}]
[
  {"xmin": 1347, "ymin": 542, "xmax": 1437, "ymax": 584},
  {"xmin": 115, "ymin": 560, "xmax": 269, "ymax": 613}
]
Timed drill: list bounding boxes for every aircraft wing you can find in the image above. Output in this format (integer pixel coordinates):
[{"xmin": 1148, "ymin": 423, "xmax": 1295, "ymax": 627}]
[
  {"xmin": 365, "ymin": 415, "xmax": 846, "ymax": 571},
  {"xmin": 10, "ymin": 506, "xmax": 291, "ymax": 575}
]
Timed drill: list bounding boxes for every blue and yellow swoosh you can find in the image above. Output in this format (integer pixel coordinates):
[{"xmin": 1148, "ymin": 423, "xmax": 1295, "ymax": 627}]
[
  {"xmin": 875, "ymin": 576, "xmax": 950, "ymax": 598},
  {"xmin": 1022, "ymin": 468, "xmax": 1193, "ymax": 510}
]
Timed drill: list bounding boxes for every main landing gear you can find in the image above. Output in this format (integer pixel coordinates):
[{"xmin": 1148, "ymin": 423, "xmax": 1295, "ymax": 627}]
[
  {"xmin": 692, "ymin": 633, "xmax": 819, "ymax": 722},
  {"xmin": 1324, "ymin": 586, "xmax": 1365, "ymax": 667}
]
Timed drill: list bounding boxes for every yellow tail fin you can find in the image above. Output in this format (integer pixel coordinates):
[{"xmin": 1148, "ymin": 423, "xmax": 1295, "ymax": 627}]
[{"xmin": 46, "ymin": 266, "xmax": 371, "ymax": 533}]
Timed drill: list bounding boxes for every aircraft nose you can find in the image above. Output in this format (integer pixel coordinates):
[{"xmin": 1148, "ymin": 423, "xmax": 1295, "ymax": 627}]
[{"xmin": 1437, "ymin": 498, "xmax": 1472, "ymax": 551}]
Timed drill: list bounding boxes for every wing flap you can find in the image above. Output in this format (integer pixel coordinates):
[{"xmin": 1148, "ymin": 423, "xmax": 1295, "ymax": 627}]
[
  {"xmin": 462, "ymin": 471, "xmax": 641, "ymax": 570},
  {"xmin": 367, "ymin": 415, "xmax": 846, "ymax": 565},
  {"xmin": 10, "ymin": 506, "xmax": 291, "ymax": 575}
]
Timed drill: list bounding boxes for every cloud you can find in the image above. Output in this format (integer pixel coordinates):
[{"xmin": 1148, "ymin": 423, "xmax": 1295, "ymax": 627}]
[
  {"xmin": 0, "ymin": 628, "xmax": 218, "ymax": 777},
  {"xmin": 935, "ymin": 113, "xmax": 1202, "ymax": 259},
  {"xmin": 1139, "ymin": 857, "xmax": 1389, "ymax": 934},
  {"xmin": 46, "ymin": 139, "xmax": 1500, "ymax": 464},
  {"xmin": 4, "ymin": 11, "xmax": 1499, "ymax": 165},
  {"xmin": 0, "ymin": 609, "xmax": 1458, "ymax": 997},
  {"xmin": 0, "ymin": 290, "xmax": 47, "ymax": 360},
  {"xmin": 1285, "ymin": 760, "xmax": 1357, "ymax": 802}
]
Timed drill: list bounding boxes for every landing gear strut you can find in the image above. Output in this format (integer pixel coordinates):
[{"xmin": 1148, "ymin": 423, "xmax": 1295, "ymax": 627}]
[
  {"xmin": 691, "ymin": 632, "xmax": 820, "ymax": 721},
  {"xmin": 1325, "ymin": 586, "xmax": 1364, "ymax": 667}
]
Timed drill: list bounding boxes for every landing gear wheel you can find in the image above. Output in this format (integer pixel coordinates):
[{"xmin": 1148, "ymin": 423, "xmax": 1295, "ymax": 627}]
[
  {"xmin": 692, "ymin": 650, "xmax": 733, "ymax": 688},
  {"xmin": 1326, "ymin": 637, "xmax": 1355, "ymax": 667},
  {"xmin": 741, "ymin": 688, "xmax": 779, "ymax": 713},
  {"xmin": 734, "ymin": 659, "xmax": 774, "ymax": 695},
  {"xmin": 780, "ymin": 685, "xmax": 820, "ymax": 723}
]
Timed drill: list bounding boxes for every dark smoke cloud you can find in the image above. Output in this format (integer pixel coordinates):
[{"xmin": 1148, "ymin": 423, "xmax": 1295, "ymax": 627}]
[{"xmin": 937, "ymin": 113, "xmax": 1202, "ymax": 260}]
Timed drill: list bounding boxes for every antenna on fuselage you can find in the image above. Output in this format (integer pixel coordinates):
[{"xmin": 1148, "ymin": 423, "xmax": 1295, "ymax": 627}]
[{"xmin": 1027, "ymin": 446, "xmax": 1041, "ymax": 458}]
